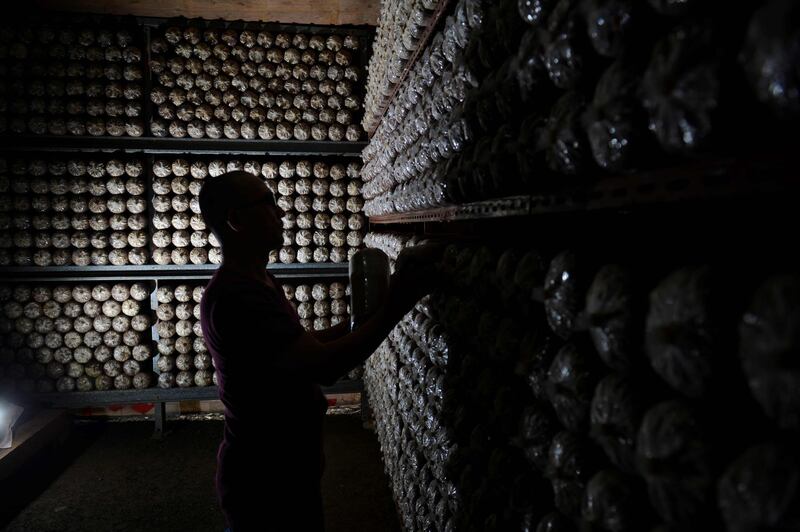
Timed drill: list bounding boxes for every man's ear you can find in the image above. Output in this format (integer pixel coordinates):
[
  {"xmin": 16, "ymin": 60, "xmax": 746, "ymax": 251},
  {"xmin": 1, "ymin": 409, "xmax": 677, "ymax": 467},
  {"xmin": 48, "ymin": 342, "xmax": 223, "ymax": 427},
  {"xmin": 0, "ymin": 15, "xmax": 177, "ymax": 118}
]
[{"xmin": 226, "ymin": 210, "xmax": 242, "ymax": 233}]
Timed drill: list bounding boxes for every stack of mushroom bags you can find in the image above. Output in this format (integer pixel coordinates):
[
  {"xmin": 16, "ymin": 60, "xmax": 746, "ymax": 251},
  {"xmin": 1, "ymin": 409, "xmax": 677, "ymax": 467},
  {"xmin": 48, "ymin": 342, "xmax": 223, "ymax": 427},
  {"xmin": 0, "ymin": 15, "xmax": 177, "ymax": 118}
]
[
  {"xmin": 0, "ymin": 14, "xmax": 145, "ymax": 137},
  {"xmin": 150, "ymin": 157, "xmax": 365, "ymax": 265},
  {"xmin": 0, "ymin": 156, "xmax": 149, "ymax": 267},
  {"xmin": 148, "ymin": 24, "xmax": 367, "ymax": 142}
]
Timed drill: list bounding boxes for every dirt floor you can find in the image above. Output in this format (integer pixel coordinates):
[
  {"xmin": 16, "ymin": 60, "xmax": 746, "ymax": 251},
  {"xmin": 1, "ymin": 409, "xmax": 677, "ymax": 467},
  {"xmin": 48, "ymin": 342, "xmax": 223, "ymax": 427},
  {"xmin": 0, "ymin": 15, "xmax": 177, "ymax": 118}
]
[{"xmin": 1, "ymin": 414, "xmax": 400, "ymax": 532}]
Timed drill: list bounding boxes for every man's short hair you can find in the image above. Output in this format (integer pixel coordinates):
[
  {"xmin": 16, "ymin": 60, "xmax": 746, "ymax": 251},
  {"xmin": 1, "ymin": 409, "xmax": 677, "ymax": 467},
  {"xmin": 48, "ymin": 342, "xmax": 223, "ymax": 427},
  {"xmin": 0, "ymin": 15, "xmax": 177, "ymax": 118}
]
[{"xmin": 198, "ymin": 171, "xmax": 257, "ymax": 246}]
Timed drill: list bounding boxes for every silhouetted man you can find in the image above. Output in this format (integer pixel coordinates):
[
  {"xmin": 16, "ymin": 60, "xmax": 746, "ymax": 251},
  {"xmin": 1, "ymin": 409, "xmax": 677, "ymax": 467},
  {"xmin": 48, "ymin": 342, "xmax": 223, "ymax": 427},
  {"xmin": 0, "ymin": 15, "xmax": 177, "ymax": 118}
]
[{"xmin": 198, "ymin": 171, "xmax": 434, "ymax": 531}]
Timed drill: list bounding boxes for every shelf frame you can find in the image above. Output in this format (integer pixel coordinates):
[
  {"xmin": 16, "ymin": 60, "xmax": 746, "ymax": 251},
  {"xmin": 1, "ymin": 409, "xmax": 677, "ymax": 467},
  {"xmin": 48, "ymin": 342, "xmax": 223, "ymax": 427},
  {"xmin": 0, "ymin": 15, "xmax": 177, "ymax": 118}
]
[
  {"xmin": 1, "ymin": 136, "xmax": 368, "ymax": 156},
  {"xmin": 0, "ymin": 8, "xmax": 370, "ymax": 432},
  {"xmin": 32, "ymin": 380, "xmax": 364, "ymax": 437},
  {"xmin": 367, "ymin": 150, "xmax": 800, "ymax": 225},
  {"xmin": 32, "ymin": 380, "xmax": 363, "ymax": 408},
  {"xmin": 0, "ymin": 263, "xmax": 350, "ymax": 282}
]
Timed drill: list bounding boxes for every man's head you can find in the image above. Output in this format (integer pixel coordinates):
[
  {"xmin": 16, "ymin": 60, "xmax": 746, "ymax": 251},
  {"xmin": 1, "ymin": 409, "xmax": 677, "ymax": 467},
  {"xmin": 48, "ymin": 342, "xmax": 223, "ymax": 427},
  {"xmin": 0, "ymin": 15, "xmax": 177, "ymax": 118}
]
[{"xmin": 198, "ymin": 171, "xmax": 283, "ymax": 256}]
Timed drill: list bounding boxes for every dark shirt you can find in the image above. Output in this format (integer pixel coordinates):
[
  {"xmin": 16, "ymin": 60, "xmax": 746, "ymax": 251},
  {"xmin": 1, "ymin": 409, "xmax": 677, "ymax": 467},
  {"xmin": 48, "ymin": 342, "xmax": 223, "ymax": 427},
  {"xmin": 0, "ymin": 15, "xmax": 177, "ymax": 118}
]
[{"xmin": 200, "ymin": 267, "xmax": 328, "ymax": 530}]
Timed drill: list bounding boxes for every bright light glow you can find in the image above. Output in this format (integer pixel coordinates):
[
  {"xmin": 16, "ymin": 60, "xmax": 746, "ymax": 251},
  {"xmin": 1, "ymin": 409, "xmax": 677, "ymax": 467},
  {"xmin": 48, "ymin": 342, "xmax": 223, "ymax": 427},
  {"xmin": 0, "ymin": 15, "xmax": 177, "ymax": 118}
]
[
  {"xmin": 0, "ymin": 403, "xmax": 9, "ymax": 447},
  {"xmin": 0, "ymin": 399, "xmax": 24, "ymax": 449},
  {"xmin": 0, "ymin": 399, "xmax": 11, "ymax": 426}
]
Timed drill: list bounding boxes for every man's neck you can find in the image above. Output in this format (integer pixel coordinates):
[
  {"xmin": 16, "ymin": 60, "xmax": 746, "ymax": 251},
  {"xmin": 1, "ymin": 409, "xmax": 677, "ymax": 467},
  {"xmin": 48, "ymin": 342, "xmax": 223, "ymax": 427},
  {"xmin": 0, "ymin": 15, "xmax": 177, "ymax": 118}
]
[{"xmin": 219, "ymin": 249, "xmax": 271, "ymax": 285}]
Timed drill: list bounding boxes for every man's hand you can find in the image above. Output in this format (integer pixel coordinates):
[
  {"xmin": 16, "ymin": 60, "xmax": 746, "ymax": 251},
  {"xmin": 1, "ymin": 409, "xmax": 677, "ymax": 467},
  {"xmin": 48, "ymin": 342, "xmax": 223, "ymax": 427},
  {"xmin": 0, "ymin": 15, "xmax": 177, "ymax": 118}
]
[{"xmin": 276, "ymin": 243, "xmax": 446, "ymax": 385}]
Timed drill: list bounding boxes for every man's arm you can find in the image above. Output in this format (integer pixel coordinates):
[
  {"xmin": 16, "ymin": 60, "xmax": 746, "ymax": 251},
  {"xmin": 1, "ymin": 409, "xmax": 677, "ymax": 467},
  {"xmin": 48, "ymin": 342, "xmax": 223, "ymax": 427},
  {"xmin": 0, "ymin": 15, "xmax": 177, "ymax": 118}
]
[
  {"xmin": 311, "ymin": 320, "xmax": 350, "ymax": 343},
  {"xmin": 213, "ymin": 286, "xmax": 403, "ymax": 386},
  {"xmin": 280, "ymin": 303, "xmax": 402, "ymax": 386},
  {"xmin": 277, "ymin": 253, "xmax": 441, "ymax": 385}
]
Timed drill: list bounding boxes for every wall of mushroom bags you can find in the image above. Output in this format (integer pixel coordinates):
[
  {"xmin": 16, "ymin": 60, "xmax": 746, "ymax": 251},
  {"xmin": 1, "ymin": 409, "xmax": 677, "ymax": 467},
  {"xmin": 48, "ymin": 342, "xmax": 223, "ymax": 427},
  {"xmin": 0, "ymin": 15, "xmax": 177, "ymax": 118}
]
[
  {"xmin": 364, "ymin": 236, "xmax": 800, "ymax": 531},
  {"xmin": 360, "ymin": 0, "xmax": 799, "ymax": 217},
  {"xmin": 149, "ymin": 156, "xmax": 365, "ymax": 265},
  {"xmin": 0, "ymin": 14, "xmax": 371, "ymax": 142},
  {"xmin": 154, "ymin": 282, "xmax": 210, "ymax": 389},
  {"xmin": 360, "ymin": 0, "xmax": 800, "ymax": 530},
  {"xmin": 0, "ymin": 11, "xmax": 371, "ymax": 401},
  {"xmin": 2, "ymin": 3, "xmax": 798, "ymax": 528},
  {"xmin": 0, "ymin": 282, "xmax": 154, "ymax": 394},
  {"xmin": 0, "ymin": 278, "xmax": 357, "ymax": 393},
  {"xmin": 0, "ymin": 154, "xmax": 367, "ymax": 268},
  {"xmin": 0, "ymin": 14, "xmax": 146, "ymax": 138},
  {"xmin": 0, "ymin": 156, "xmax": 149, "ymax": 267},
  {"xmin": 280, "ymin": 280, "xmax": 350, "ymax": 331}
]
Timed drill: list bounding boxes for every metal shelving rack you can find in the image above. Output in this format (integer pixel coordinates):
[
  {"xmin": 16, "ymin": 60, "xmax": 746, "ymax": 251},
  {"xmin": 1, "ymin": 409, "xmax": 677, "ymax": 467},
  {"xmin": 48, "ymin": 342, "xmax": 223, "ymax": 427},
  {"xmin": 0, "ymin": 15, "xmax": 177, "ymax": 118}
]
[
  {"xmin": 2, "ymin": 265, "xmax": 353, "ymax": 436},
  {"xmin": 33, "ymin": 379, "xmax": 364, "ymax": 409},
  {"xmin": 2, "ymin": 136, "xmax": 367, "ymax": 157},
  {"xmin": 370, "ymin": 196, "xmax": 531, "ymax": 224},
  {"xmin": 0, "ymin": 12, "xmax": 374, "ymax": 153},
  {"xmin": 0, "ymin": 263, "xmax": 350, "ymax": 282},
  {"xmin": 367, "ymin": 150, "xmax": 800, "ymax": 225},
  {"xmin": 0, "ymin": 13, "xmax": 373, "ymax": 429},
  {"xmin": 33, "ymin": 379, "xmax": 364, "ymax": 437}
]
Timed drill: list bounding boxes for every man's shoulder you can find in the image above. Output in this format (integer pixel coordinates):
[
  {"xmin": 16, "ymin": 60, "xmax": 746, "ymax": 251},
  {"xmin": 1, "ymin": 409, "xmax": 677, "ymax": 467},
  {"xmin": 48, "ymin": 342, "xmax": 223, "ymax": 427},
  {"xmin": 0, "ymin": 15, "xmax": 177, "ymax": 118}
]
[{"xmin": 204, "ymin": 277, "xmax": 280, "ymax": 314}]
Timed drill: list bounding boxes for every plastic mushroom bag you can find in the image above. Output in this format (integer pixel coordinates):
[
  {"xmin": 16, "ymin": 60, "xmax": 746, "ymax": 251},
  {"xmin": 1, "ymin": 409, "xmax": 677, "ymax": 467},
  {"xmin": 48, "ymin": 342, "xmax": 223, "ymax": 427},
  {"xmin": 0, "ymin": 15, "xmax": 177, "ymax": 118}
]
[
  {"xmin": 585, "ymin": 61, "xmax": 649, "ymax": 173},
  {"xmin": 543, "ymin": 0, "xmax": 593, "ymax": 90},
  {"xmin": 546, "ymin": 430, "xmax": 600, "ymax": 518},
  {"xmin": 590, "ymin": 373, "xmax": 645, "ymax": 474},
  {"xmin": 583, "ymin": 0, "xmax": 639, "ymax": 58},
  {"xmin": 717, "ymin": 442, "xmax": 800, "ymax": 532},
  {"xmin": 645, "ymin": 266, "xmax": 716, "ymax": 398},
  {"xmin": 493, "ymin": 249, "xmax": 520, "ymax": 303},
  {"xmin": 740, "ymin": 0, "xmax": 800, "ymax": 117},
  {"xmin": 739, "ymin": 275, "xmax": 800, "ymax": 430},
  {"xmin": 513, "ymin": 30, "xmax": 551, "ymax": 107},
  {"xmin": 518, "ymin": 327, "xmax": 561, "ymax": 401},
  {"xmin": 636, "ymin": 401, "xmax": 712, "ymax": 525},
  {"xmin": 582, "ymin": 469, "xmax": 651, "ymax": 532},
  {"xmin": 546, "ymin": 341, "xmax": 601, "ymax": 432},
  {"xmin": 517, "ymin": 401, "xmax": 559, "ymax": 472},
  {"xmin": 585, "ymin": 263, "xmax": 640, "ymax": 371},
  {"xmin": 515, "ymin": 112, "xmax": 552, "ymax": 189},
  {"xmin": 544, "ymin": 250, "xmax": 588, "ymax": 339},
  {"xmin": 518, "ymin": 0, "xmax": 558, "ymax": 27},
  {"xmin": 641, "ymin": 22, "xmax": 721, "ymax": 154},
  {"xmin": 545, "ymin": 92, "xmax": 592, "ymax": 176}
]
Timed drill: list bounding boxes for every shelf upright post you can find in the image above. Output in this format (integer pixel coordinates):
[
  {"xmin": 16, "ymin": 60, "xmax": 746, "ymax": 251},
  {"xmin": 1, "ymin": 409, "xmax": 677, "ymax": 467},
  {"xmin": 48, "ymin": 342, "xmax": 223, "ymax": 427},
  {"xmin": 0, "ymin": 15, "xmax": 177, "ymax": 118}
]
[
  {"xmin": 145, "ymin": 154, "xmax": 157, "ymax": 272},
  {"xmin": 143, "ymin": 25, "xmax": 154, "ymax": 144},
  {"xmin": 150, "ymin": 277, "xmax": 168, "ymax": 438}
]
